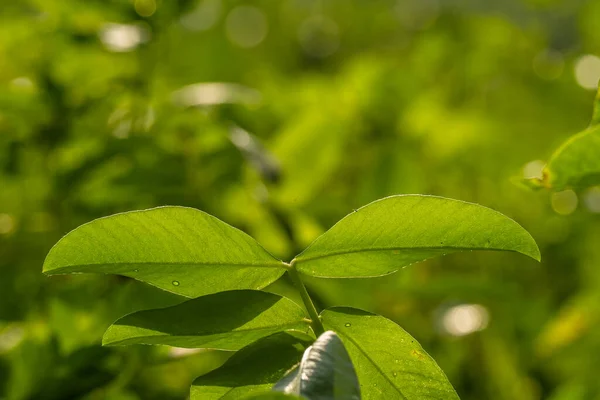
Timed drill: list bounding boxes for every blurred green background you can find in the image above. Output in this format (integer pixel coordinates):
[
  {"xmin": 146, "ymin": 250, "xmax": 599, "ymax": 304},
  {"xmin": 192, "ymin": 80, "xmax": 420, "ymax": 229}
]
[{"xmin": 2, "ymin": 0, "xmax": 600, "ymax": 399}]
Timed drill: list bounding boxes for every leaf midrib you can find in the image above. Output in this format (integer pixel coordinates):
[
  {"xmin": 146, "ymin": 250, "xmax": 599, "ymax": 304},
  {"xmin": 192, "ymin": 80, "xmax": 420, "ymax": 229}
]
[
  {"xmin": 294, "ymin": 245, "xmax": 526, "ymax": 264},
  {"xmin": 106, "ymin": 322, "xmax": 310, "ymax": 346},
  {"xmin": 44, "ymin": 260, "xmax": 287, "ymax": 273}
]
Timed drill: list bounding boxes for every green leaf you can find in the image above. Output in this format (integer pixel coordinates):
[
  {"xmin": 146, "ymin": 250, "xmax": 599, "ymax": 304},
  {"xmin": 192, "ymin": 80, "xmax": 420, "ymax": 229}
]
[
  {"xmin": 525, "ymin": 86, "xmax": 600, "ymax": 190},
  {"xmin": 293, "ymin": 195, "xmax": 539, "ymax": 278},
  {"xmin": 321, "ymin": 307, "xmax": 460, "ymax": 400},
  {"xmin": 540, "ymin": 125, "xmax": 600, "ymax": 190},
  {"xmin": 43, "ymin": 206, "xmax": 287, "ymax": 298},
  {"xmin": 273, "ymin": 331, "xmax": 360, "ymax": 399},
  {"xmin": 103, "ymin": 290, "xmax": 311, "ymax": 350},
  {"xmin": 191, "ymin": 332, "xmax": 311, "ymax": 399}
]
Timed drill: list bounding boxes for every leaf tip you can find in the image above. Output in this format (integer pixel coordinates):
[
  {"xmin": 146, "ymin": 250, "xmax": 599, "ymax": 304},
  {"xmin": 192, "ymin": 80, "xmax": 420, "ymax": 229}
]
[
  {"xmin": 521, "ymin": 236, "xmax": 541, "ymax": 262},
  {"xmin": 530, "ymin": 245, "xmax": 542, "ymax": 262},
  {"xmin": 101, "ymin": 325, "xmax": 121, "ymax": 347},
  {"xmin": 41, "ymin": 259, "xmax": 55, "ymax": 275}
]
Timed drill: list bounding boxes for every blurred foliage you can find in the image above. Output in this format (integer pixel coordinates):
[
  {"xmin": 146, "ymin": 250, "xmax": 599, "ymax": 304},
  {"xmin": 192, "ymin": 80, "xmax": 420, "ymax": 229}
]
[{"xmin": 1, "ymin": 0, "xmax": 600, "ymax": 399}]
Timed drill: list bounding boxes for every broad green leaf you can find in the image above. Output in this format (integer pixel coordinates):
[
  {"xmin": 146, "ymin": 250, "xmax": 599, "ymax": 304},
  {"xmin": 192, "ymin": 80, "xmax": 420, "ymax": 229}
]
[
  {"xmin": 43, "ymin": 207, "xmax": 287, "ymax": 298},
  {"xmin": 321, "ymin": 307, "xmax": 460, "ymax": 400},
  {"xmin": 293, "ymin": 195, "xmax": 539, "ymax": 278},
  {"xmin": 538, "ymin": 125, "xmax": 600, "ymax": 190},
  {"xmin": 273, "ymin": 331, "xmax": 360, "ymax": 399},
  {"xmin": 103, "ymin": 290, "xmax": 311, "ymax": 350},
  {"xmin": 191, "ymin": 332, "xmax": 311, "ymax": 399},
  {"xmin": 525, "ymin": 86, "xmax": 600, "ymax": 190}
]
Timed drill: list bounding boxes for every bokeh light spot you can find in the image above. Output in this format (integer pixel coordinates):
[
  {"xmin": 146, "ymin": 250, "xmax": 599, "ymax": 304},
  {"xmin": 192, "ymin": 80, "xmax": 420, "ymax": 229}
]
[
  {"xmin": 171, "ymin": 82, "xmax": 261, "ymax": 107},
  {"xmin": 533, "ymin": 49, "xmax": 564, "ymax": 80},
  {"xmin": 135, "ymin": 0, "xmax": 157, "ymax": 17},
  {"xmin": 551, "ymin": 189, "xmax": 578, "ymax": 215},
  {"xmin": 442, "ymin": 304, "xmax": 489, "ymax": 337},
  {"xmin": 225, "ymin": 6, "xmax": 268, "ymax": 48},
  {"xmin": 0, "ymin": 325, "xmax": 25, "ymax": 353},
  {"xmin": 180, "ymin": 0, "xmax": 221, "ymax": 32},
  {"xmin": 10, "ymin": 77, "xmax": 34, "ymax": 91},
  {"xmin": 99, "ymin": 23, "xmax": 150, "ymax": 52},
  {"xmin": 583, "ymin": 186, "xmax": 600, "ymax": 213},
  {"xmin": 169, "ymin": 347, "xmax": 205, "ymax": 358},
  {"xmin": 0, "ymin": 214, "xmax": 16, "ymax": 235},
  {"xmin": 574, "ymin": 54, "xmax": 600, "ymax": 90}
]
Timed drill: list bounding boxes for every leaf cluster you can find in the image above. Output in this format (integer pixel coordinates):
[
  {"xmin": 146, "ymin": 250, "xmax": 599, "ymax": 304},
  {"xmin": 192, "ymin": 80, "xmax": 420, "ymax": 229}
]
[{"xmin": 43, "ymin": 195, "xmax": 539, "ymax": 399}]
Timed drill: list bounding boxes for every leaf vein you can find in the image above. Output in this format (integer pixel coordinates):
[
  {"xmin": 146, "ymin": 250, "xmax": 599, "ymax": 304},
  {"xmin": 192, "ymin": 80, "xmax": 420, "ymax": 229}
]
[{"xmin": 294, "ymin": 245, "xmax": 515, "ymax": 264}]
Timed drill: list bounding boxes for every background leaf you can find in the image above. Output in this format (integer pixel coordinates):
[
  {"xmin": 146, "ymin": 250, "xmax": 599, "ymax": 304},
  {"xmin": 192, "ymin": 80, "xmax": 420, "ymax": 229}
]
[
  {"xmin": 273, "ymin": 331, "xmax": 360, "ymax": 399},
  {"xmin": 541, "ymin": 125, "xmax": 600, "ymax": 190},
  {"xmin": 103, "ymin": 290, "xmax": 311, "ymax": 350},
  {"xmin": 43, "ymin": 207, "xmax": 287, "ymax": 297},
  {"xmin": 191, "ymin": 333, "xmax": 311, "ymax": 399},
  {"xmin": 293, "ymin": 195, "xmax": 539, "ymax": 278},
  {"xmin": 321, "ymin": 307, "xmax": 460, "ymax": 400},
  {"xmin": 525, "ymin": 86, "xmax": 600, "ymax": 190}
]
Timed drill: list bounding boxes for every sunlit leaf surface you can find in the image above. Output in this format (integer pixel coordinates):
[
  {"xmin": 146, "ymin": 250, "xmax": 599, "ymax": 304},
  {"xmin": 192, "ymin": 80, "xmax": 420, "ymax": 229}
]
[
  {"xmin": 321, "ymin": 307, "xmax": 460, "ymax": 400},
  {"xmin": 103, "ymin": 290, "xmax": 310, "ymax": 350},
  {"xmin": 293, "ymin": 195, "xmax": 540, "ymax": 278},
  {"xmin": 43, "ymin": 207, "xmax": 287, "ymax": 297}
]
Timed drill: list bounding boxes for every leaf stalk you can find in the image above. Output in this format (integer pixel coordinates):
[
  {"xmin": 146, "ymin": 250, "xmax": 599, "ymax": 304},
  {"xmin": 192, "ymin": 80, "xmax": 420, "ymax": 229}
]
[{"xmin": 287, "ymin": 261, "xmax": 325, "ymax": 336}]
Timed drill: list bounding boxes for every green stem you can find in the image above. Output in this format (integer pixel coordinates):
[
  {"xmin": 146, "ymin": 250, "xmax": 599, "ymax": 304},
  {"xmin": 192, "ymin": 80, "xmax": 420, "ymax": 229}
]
[{"xmin": 287, "ymin": 261, "xmax": 325, "ymax": 336}]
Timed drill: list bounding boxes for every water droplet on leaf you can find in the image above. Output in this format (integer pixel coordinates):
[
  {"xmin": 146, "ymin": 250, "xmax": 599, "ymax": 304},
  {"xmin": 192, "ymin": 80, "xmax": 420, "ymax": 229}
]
[
  {"xmin": 345, "ymin": 323, "xmax": 351, "ymax": 327},
  {"xmin": 393, "ymin": 372, "xmax": 398, "ymax": 377},
  {"xmin": 172, "ymin": 280, "xmax": 180, "ymax": 286}
]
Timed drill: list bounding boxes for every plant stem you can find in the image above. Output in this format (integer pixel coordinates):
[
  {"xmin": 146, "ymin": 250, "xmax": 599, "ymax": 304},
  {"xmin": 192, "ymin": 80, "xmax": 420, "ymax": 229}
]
[{"xmin": 287, "ymin": 261, "xmax": 325, "ymax": 336}]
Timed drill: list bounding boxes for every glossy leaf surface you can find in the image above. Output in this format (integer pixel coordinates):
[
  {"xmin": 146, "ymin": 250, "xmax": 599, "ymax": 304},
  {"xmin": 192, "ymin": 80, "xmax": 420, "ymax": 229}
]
[
  {"xmin": 43, "ymin": 207, "xmax": 286, "ymax": 297},
  {"xmin": 293, "ymin": 195, "xmax": 540, "ymax": 278},
  {"xmin": 191, "ymin": 333, "xmax": 310, "ymax": 399},
  {"xmin": 273, "ymin": 331, "xmax": 360, "ymax": 399},
  {"xmin": 103, "ymin": 290, "xmax": 310, "ymax": 350},
  {"xmin": 321, "ymin": 307, "xmax": 460, "ymax": 400}
]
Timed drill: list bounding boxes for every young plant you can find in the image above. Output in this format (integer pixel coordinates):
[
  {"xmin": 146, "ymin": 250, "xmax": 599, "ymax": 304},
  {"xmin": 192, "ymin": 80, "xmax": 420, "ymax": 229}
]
[{"xmin": 43, "ymin": 195, "xmax": 540, "ymax": 399}]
